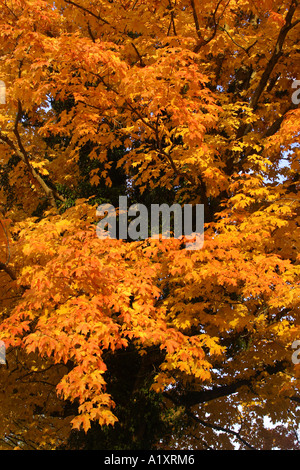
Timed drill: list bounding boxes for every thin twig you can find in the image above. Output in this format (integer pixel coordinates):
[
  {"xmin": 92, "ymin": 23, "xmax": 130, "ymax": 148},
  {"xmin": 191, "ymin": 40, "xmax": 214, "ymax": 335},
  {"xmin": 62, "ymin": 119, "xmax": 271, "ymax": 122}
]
[{"xmin": 187, "ymin": 410, "xmax": 257, "ymax": 450}]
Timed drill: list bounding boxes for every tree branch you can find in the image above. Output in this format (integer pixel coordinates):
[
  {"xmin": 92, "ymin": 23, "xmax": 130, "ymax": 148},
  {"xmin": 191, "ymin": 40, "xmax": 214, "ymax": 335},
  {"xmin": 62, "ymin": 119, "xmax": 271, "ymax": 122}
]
[
  {"xmin": 186, "ymin": 409, "xmax": 257, "ymax": 450},
  {"xmin": 0, "ymin": 261, "xmax": 17, "ymax": 281},
  {"xmin": 263, "ymin": 102, "xmax": 299, "ymax": 138},
  {"xmin": 131, "ymin": 42, "xmax": 146, "ymax": 67},
  {"xmin": 250, "ymin": 0, "xmax": 300, "ymax": 111},
  {"xmin": 165, "ymin": 361, "xmax": 289, "ymax": 408},
  {"xmin": 63, "ymin": 0, "xmax": 111, "ymax": 25},
  {"xmin": 192, "ymin": 0, "xmax": 228, "ymax": 53},
  {"xmin": 219, "ymin": 25, "xmax": 257, "ymax": 56},
  {"xmin": 0, "ymin": 101, "xmax": 65, "ymax": 208}
]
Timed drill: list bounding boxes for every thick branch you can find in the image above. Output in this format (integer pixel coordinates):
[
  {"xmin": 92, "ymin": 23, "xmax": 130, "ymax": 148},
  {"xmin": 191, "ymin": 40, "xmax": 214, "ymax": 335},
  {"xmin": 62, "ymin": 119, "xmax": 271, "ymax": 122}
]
[
  {"xmin": 0, "ymin": 261, "xmax": 17, "ymax": 281},
  {"xmin": 164, "ymin": 378, "xmax": 258, "ymax": 449},
  {"xmin": 190, "ymin": 0, "xmax": 201, "ymax": 41},
  {"xmin": 165, "ymin": 376, "xmax": 250, "ymax": 408},
  {"xmin": 263, "ymin": 102, "xmax": 299, "ymax": 138},
  {"xmin": 165, "ymin": 361, "xmax": 289, "ymax": 408}
]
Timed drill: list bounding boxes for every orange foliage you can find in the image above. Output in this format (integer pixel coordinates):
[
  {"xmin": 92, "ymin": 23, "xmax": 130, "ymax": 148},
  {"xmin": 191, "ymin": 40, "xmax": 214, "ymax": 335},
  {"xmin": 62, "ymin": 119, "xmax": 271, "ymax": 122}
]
[{"xmin": 0, "ymin": 0, "xmax": 299, "ymax": 450}]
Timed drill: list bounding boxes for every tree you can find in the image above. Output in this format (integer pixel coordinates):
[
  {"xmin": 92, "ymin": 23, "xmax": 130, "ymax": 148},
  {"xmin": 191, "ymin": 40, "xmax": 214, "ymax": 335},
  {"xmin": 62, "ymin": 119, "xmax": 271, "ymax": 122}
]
[{"xmin": 0, "ymin": 0, "xmax": 299, "ymax": 450}]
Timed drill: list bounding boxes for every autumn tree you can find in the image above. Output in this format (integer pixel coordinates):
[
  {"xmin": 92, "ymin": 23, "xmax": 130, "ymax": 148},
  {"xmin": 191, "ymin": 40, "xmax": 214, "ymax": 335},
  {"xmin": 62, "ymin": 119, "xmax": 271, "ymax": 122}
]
[{"xmin": 0, "ymin": 0, "xmax": 299, "ymax": 450}]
